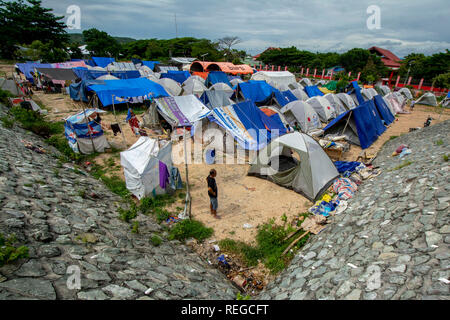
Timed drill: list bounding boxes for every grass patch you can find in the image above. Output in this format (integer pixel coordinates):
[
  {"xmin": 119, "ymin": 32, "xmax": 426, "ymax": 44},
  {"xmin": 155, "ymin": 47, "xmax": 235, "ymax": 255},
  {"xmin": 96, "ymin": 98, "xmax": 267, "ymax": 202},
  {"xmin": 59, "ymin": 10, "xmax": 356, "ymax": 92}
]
[
  {"xmin": 0, "ymin": 233, "xmax": 29, "ymax": 267},
  {"xmin": 169, "ymin": 219, "xmax": 214, "ymax": 242},
  {"xmin": 118, "ymin": 203, "xmax": 138, "ymax": 223},
  {"xmin": 390, "ymin": 160, "xmax": 414, "ymax": 171},
  {"xmin": 90, "ymin": 163, "xmax": 130, "ymax": 198},
  {"xmin": 435, "ymin": 139, "xmax": 444, "ymax": 146},
  {"xmin": 443, "ymin": 154, "xmax": 449, "ymax": 162},
  {"xmin": 1, "ymin": 116, "xmax": 14, "ymax": 128},
  {"xmin": 219, "ymin": 218, "xmax": 310, "ymax": 274},
  {"xmin": 150, "ymin": 235, "xmax": 162, "ymax": 247},
  {"xmin": 131, "ymin": 221, "xmax": 140, "ymax": 234},
  {"xmin": 0, "ymin": 88, "xmax": 14, "ymax": 105},
  {"xmin": 9, "ymin": 106, "xmax": 63, "ymax": 138}
]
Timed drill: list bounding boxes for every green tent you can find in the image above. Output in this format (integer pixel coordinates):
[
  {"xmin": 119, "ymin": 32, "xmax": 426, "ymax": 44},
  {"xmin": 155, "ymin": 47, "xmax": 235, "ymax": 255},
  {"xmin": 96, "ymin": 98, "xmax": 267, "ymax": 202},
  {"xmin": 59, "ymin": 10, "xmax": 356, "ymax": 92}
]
[{"xmin": 324, "ymin": 80, "xmax": 337, "ymax": 91}]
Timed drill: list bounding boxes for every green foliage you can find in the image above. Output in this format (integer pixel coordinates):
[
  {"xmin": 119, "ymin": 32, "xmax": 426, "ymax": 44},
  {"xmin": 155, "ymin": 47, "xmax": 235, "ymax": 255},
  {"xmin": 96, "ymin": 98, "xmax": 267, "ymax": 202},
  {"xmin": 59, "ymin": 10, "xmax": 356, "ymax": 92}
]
[
  {"xmin": 432, "ymin": 72, "xmax": 450, "ymax": 89},
  {"xmin": 236, "ymin": 292, "xmax": 251, "ymax": 300},
  {"xmin": 443, "ymin": 154, "xmax": 449, "ymax": 162},
  {"xmin": 0, "ymin": 116, "xmax": 14, "ymax": 128},
  {"xmin": 18, "ymin": 40, "xmax": 68, "ymax": 63},
  {"xmin": 83, "ymin": 28, "xmax": 122, "ymax": 58},
  {"xmin": 0, "ymin": 88, "xmax": 15, "ymax": 104},
  {"xmin": 0, "ymin": 0, "xmax": 68, "ymax": 59},
  {"xmin": 118, "ymin": 203, "xmax": 138, "ymax": 223},
  {"xmin": 435, "ymin": 139, "xmax": 444, "ymax": 146},
  {"xmin": 400, "ymin": 51, "xmax": 450, "ymax": 82},
  {"xmin": 0, "ymin": 233, "xmax": 29, "ymax": 266},
  {"xmin": 131, "ymin": 221, "xmax": 140, "ymax": 234},
  {"xmin": 219, "ymin": 218, "xmax": 310, "ymax": 274},
  {"xmin": 9, "ymin": 106, "xmax": 62, "ymax": 138},
  {"xmin": 390, "ymin": 160, "xmax": 414, "ymax": 171},
  {"xmin": 150, "ymin": 235, "xmax": 162, "ymax": 247},
  {"xmin": 90, "ymin": 164, "xmax": 130, "ymax": 198},
  {"xmin": 169, "ymin": 219, "xmax": 214, "ymax": 242}
]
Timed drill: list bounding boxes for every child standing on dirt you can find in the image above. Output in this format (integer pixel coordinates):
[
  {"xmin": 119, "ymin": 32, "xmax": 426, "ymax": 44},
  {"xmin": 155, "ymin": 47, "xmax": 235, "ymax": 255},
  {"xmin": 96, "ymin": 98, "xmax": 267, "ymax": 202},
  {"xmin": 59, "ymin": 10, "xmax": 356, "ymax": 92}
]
[{"xmin": 207, "ymin": 169, "xmax": 219, "ymax": 219}]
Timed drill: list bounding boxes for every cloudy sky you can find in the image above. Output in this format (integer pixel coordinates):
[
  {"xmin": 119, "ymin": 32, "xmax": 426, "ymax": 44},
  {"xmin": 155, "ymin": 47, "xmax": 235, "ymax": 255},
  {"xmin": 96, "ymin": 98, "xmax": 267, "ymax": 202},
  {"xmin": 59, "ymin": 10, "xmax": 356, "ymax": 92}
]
[{"xmin": 42, "ymin": 0, "xmax": 449, "ymax": 57}]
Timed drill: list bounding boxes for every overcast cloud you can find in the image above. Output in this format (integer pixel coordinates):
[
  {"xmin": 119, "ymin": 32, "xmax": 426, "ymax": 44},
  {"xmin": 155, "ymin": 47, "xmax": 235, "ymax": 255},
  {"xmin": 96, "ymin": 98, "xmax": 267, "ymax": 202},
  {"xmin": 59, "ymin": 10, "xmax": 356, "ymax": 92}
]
[{"xmin": 42, "ymin": 0, "xmax": 450, "ymax": 57}]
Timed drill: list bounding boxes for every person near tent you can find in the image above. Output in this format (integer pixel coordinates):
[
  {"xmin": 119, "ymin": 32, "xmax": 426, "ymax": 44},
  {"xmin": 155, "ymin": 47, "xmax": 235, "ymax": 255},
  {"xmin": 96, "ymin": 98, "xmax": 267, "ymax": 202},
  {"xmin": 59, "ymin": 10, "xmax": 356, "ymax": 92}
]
[
  {"xmin": 293, "ymin": 122, "xmax": 301, "ymax": 132},
  {"xmin": 286, "ymin": 124, "xmax": 294, "ymax": 133},
  {"xmin": 126, "ymin": 108, "xmax": 141, "ymax": 136},
  {"xmin": 410, "ymin": 100, "xmax": 416, "ymax": 111},
  {"xmin": 207, "ymin": 169, "xmax": 219, "ymax": 219}
]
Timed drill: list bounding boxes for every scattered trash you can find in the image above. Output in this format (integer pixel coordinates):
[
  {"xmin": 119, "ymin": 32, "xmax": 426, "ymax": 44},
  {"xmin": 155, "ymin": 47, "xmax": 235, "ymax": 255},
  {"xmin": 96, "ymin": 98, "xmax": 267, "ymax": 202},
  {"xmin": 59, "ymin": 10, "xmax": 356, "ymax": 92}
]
[
  {"xmin": 213, "ymin": 245, "xmax": 220, "ymax": 252},
  {"xmin": 145, "ymin": 288, "xmax": 153, "ymax": 295},
  {"xmin": 438, "ymin": 278, "xmax": 450, "ymax": 284},
  {"xmin": 301, "ymin": 215, "xmax": 327, "ymax": 235},
  {"xmin": 232, "ymin": 275, "xmax": 247, "ymax": 288},
  {"xmin": 243, "ymin": 223, "xmax": 253, "ymax": 229},
  {"xmin": 21, "ymin": 140, "xmax": 46, "ymax": 154},
  {"xmin": 347, "ymin": 263, "xmax": 358, "ymax": 269},
  {"xmin": 165, "ymin": 216, "xmax": 180, "ymax": 225}
]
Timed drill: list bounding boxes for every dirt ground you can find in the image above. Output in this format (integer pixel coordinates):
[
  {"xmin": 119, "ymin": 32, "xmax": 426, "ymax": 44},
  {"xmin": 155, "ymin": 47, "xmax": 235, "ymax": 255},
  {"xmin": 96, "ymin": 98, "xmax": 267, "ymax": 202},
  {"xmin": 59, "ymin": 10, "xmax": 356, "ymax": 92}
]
[{"xmin": 3, "ymin": 60, "xmax": 449, "ymax": 246}]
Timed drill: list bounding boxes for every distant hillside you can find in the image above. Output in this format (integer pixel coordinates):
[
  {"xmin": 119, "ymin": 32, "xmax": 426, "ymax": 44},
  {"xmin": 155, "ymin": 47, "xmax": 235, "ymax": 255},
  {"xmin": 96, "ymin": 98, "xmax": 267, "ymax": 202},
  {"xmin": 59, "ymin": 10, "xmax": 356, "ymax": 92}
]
[{"xmin": 68, "ymin": 33, "xmax": 137, "ymax": 45}]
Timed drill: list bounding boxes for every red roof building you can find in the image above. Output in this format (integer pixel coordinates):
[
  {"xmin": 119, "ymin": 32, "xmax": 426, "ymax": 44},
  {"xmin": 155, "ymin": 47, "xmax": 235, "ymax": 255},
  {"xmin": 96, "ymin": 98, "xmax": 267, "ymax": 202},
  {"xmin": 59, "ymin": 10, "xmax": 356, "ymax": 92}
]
[
  {"xmin": 368, "ymin": 46, "xmax": 402, "ymax": 70},
  {"xmin": 253, "ymin": 47, "xmax": 280, "ymax": 60}
]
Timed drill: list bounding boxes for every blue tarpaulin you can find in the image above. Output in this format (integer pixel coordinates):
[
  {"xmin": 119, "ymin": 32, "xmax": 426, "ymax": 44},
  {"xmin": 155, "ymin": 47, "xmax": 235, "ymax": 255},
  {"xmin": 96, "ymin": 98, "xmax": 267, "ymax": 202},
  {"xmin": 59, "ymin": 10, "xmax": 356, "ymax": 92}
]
[
  {"xmin": 304, "ymin": 86, "xmax": 324, "ymax": 98},
  {"xmin": 69, "ymin": 80, "xmax": 105, "ymax": 102},
  {"xmin": 373, "ymin": 95, "xmax": 395, "ymax": 125},
  {"xmin": 73, "ymin": 68, "xmax": 141, "ymax": 81},
  {"xmin": 160, "ymin": 70, "xmax": 191, "ymax": 84},
  {"xmin": 16, "ymin": 63, "xmax": 53, "ymax": 83},
  {"xmin": 237, "ymin": 81, "xmax": 275, "ymax": 105},
  {"xmin": 350, "ymin": 81, "xmax": 365, "ymax": 105},
  {"xmin": 205, "ymin": 71, "xmax": 232, "ymax": 87},
  {"xmin": 273, "ymin": 89, "xmax": 298, "ymax": 107},
  {"xmin": 92, "ymin": 57, "xmax": 115, "ymax": 68},
  {"xmin": 142, "ymin": 61, "xmax": 160, "ymax": 71},
  {"xmin": 324, "ymin": 100, "xmax": 386, "ymax": 149},
  {"xmin": 84, "ymin": 60, "xmax": 96, "ymax": 67},
  {"xmin": 86, "ymin": 78, "xmax": 169, "ymax": 107}
]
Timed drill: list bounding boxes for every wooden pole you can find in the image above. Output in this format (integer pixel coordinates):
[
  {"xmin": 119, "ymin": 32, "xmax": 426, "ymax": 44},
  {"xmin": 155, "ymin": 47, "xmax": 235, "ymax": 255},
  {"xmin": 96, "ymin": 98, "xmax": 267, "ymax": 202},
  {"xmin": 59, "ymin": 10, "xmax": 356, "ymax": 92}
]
[
  {"xmin": 183, "ymin": 127, "xmax": 192, "ymax": 219},
  {"xmin": 112, "ymin": 94, "xmax": 128, "ymax": 148},
  {"xmin": 341, "ymin": 111, "xmax": 353, "ymax": 136},
  {"xmin": 282, "ymin": 231, "xmax": 310, "ymax": 256},
  {"xmin": 78, "ymin": 89, "xmax": 96, "ymax": 153}
]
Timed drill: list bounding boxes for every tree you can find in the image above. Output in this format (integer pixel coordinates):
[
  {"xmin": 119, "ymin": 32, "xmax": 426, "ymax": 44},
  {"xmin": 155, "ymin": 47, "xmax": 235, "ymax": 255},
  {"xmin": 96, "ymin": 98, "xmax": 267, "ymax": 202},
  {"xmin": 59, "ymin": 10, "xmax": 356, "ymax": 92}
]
[
  {"xmin": 432, "ymin": 72, "xmax": 450, "ymax": 89},
  {"xmin": 83, "ymin": 28, "xmax": 121, "ymax": 58},
  {"xmin": 218, "ymin": 36, "xmax": 242, "ymax": 52},
  {"xmin": 68, "ymin": 42, "xmax": 83, "ymax": 59},
  {"xmin": 0, "ymin": 0, "xmax": 68, "ymax": 59}
]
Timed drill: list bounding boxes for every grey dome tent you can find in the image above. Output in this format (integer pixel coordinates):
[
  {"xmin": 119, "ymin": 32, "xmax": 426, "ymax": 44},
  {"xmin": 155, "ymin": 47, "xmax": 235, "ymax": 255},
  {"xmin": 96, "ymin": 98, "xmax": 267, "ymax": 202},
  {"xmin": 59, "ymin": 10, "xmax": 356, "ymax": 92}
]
[
  {"xmin": 398, "ymin": 88, "xmax": 413, "ymax": 100},
  {"xmin": 378, "ymin": 85, "xmax": 391, "ymax": 96},
  {"xmin": 248, "ymin": 132, "xmax": 339, "ymax": 201},
  {"xmin": 324, "ymin": 93, "xmax": 347, "ymax": 115},
  {"xmin": 290, "ymin": 88, "xmax": 309, "ymax": 101},
  {"xmin": 336, "ymin": 93, "xmax": 357, "ymax": 110},
  {"xmin": 306, "ymin": 96, "xmax": 336, "ymax": 122},
  {"xmin": 280, "ymin": 101, "xmax": 322, "ymax": 133},
  {"xmin": 210, "ymin": 82, "xmax": 234, "ymax": 97},
  {"xmin": 416, "ymin": 92, "xmax": 438, "ymax": 106},
  {"xmin": 299, "ymin": 78, "xmax": 313, "ymax": 87},
  {"xmin": 158, "ymin": 78, "xmax": 182, "ymax": 96}
]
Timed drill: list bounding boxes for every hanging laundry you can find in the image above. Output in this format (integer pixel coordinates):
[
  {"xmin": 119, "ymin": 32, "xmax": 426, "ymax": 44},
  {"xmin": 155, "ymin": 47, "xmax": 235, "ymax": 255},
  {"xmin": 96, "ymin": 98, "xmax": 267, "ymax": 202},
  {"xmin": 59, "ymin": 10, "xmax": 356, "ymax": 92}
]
[
  {"xmin": 169, "ymin": 167, "xmax": 183, "ymax": 190},
  {"xmin": 159, "ymin": 161, "xmax": 170, "ymax": 189}
]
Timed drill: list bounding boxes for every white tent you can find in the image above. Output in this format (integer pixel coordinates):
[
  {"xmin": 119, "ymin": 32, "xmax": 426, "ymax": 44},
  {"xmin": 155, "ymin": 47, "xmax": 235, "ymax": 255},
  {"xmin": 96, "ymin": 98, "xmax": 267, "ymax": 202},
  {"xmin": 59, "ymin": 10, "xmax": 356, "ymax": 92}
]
[
  {"xmin": 96, "ymin": 74, "xmax": 119, "ymax": 80},
  {"xmin": 121, "ymin": 137, "xmax": 173, "ymax": 200},
  {"xmin": 385, "ymin": 93, "xmax": 408, "ymax": 114},
  {"xmin": 183, "ymin": 75, "xmax": 205, "ymax": 86},
  {"xmin": 248, "ymin": 132, "xmax": 339, "ymax": 201},
  {"xmin": 324, "ymin": 93, "xmax": 347, "ymax": 115},
  {"xmin": 398, "ymin": 88, "xmax": 413, "ymax": 100},
  {"xmin": 382, "ymin": 95, "xmax": 396, "ymax": 116},
  {"xmin": 299, "ymin": 78, "xmax": 313, "ymax": 87},
  {"xmin": 379, "ymin": 85, "xmax": 391, "ymax": 96},
  {"xmin": 306, "ymin": 96, "xmax": 336, "ymax": 122},
  {"xmin": 182, "ymin": 79, "xmax": 207, "ymax": 96},
  {"xmin": 336, "ymin": 93, "xmax": 357, "ymax": 110},
  {"xmin": 315, "ymin": 80, "xmax": 327, "ymax": 86},
  {"xmin": 155, "ymin": 95, "xmax": 211, "ymax": 127},
  {"xmin": 230, "ymin": 78, "xmax": 244, "ymax": 86},
  {"xmin": 210, "ymin": 82, "xmax": 234, "ymax": 96},
  {"xmin": 251, "ymin": 71, "xmax": 296, "ymax": 90},
  {"xmin": 281, "ymin": 101, "xmax": 322, "ymax": 133},
  {"xmin": 158, "ymin": 78, "xmax": 182, "ymax": 96},
  {"xmin": 416, "ymin": 92, "xmax": 438, "ymax": 106},
  {"xmin": 290, "ymin": 88, "xmax": 309, "ymax": 101}
]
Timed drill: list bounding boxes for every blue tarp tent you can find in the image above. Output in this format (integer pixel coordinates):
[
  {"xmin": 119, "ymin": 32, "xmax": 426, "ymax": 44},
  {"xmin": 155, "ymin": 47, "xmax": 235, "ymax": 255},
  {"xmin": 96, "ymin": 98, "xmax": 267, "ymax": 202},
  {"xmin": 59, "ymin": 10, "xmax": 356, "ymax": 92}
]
[
  {"xmin": 211, "ymin": 100, "xmax": 286, "ymax": 150},
  {"xmin": 373, "ymin": 95, "xmax": 395, "ymax": 125},
  {"xmin": 304, "ymin": 85, "xmax": 324, "ymax": 98},
  {"xmin": 84, "ymin": 60, "xmax": 96, "ymax": 67},
  {"xmin": 273, "ymin": 89, "xmax": 298, "ymax": 107},
  {"xmin": 16, "ymin": 63, "xmax": 53, "ymax": 83},
  {"xmin": 142, "ymin": 61, "xmax": 160, "ymax": 71},
  {"xmin": 73, "ymin": 68, "xmax": 141, "ymax": 81},
  {"xmin": 160, "ymin": 70, "xmax": 191, "ymax": 84},
  {"xmin": 92, "ymin": 57, "xmax": 115, "ymax": 68},
  {"xmin": 86, "ymin": 78, "xmax": 169, "ymax": 107},
  {"xmin": 205, "ymin": 71, "xmax": 232, "ymax": 87},
  {"xmin": 323, "ymin": 100, "xmax": 385, "ymax": 149},
  {"xmin": 69, "ymin": 80, "xmax": 105, "ymax": 102},
  {"xmin": 349, "ymin": 81, "xmax": 365, "ymax": 105},
  {"xmin": 236, "ymin": 80, "xmax": 275, "ymax": 106},
  {"xmin": 65, "ymin": 109, "xmax": 106, "ymax": 153}
]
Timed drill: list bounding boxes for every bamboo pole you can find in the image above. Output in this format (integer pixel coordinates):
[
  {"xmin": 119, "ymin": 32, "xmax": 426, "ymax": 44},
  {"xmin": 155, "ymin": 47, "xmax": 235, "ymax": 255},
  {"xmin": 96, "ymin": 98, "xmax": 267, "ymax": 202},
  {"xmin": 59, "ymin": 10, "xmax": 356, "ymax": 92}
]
[
  {"xmin": 112, "ymin": 94, "xmax": 128, "ymax": 148},
  {"xmin": 183, "ymin": 127, "xmax": 192, "ymax": 218}
]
